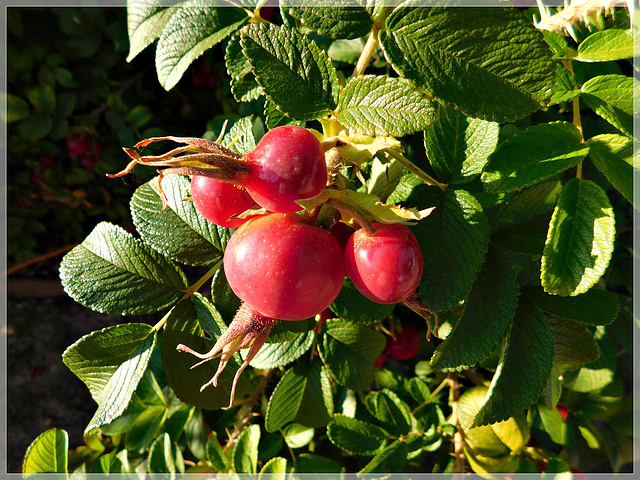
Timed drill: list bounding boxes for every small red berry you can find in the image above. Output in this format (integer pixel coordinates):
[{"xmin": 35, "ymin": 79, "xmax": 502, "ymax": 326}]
[
  {"xmin": 40, "ymin": 155, "xmax": 55, "ymax": 168},
  {"xmin": 557, "ymin": 406, "xmax": 569, "ymax": 421},
  {"xmin": 66, "ymin": 135, "xmax": 88, "ymax": 156},
  {"xmin": 79, "ymin": 155, "xmax": 98, "ymax": 170},
  {"xmin": 386, "ymin": 324, "xmax": 421, "ymax": 360}
]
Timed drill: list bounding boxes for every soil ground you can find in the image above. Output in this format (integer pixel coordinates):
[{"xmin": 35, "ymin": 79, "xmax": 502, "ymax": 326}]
[{"xmin": 6, "ymin": 278, "xmax": 123, "ymax": 473}]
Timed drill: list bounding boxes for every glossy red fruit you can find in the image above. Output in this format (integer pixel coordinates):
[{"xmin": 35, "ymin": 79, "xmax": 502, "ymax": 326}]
[
  {"xmin": 344, "ymin": 223, "xmax": 423, "ymax": 304},
  {"xmin": 375, "ymin": 349, "xmax": 388, "ymax": 368},
  {"xmin": 224, "ymin": 213, "xmax": 345, "ymax": 320},
  {"xmin": 243, "ymin": 126, "xmax": 327, "ymax": 213},
  {"xmin": 66, "ymin": 135, "xmax": 88, "ymax": 156},
  {"xmin": 191, "ymin": 175, "xmax": 256, "ymax": 228},
  {"xmin": 386, "ymin": 324, "xmax": 421, "ymax": 360}
]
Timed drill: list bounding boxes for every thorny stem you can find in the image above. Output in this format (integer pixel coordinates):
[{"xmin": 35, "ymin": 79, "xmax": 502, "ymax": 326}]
[{"xmin": 386, "ymin": 148, "xmax": 448, "ymax": 190}]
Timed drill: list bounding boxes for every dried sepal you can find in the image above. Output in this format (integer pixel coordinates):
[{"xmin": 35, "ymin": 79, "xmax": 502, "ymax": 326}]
[{"xmin": 176, "ymin": 302, "xmax": 277, "ymax": 409}]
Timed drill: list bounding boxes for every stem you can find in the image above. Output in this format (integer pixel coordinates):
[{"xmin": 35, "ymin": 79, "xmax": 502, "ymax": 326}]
[
  {"xmin": 353, "ymin": 26, "xmax": 380, "ymax": 77},
  {"xmin": 326, "ymin": 198, "xmax": 376, "ymax": 235},
  {"xmin": 448, "ymin": 373, "xmax": 465, "ymax": 474},
  {"xmin": 386, "ymin": 148, "xmax": 448, "ymax": 190},
  {"xmin": 563, "ymin": 59, "xmax": 584, "ymax": 179}
]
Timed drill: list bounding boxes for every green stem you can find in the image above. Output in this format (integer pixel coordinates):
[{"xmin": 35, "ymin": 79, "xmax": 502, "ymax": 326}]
[
  {"xmin": 386, "ymin": 148, "xmax": 448, "ymax": 190},
  {"xmin": 153, "ymin": 259, "xmax": 223, "ymax": 333},
  {"xmin": 353, "ymin": 26, "xmax": 380, "ymax": 77},
  {"xmin": 564, "ymin": 59, "xmax": 584, "ymax": 180}
]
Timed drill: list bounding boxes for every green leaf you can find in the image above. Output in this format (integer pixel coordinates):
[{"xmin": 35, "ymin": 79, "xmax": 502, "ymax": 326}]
[
  {"xmin": 4, "ymin": 93, "xmax": 30, "ymax": 123},
  {"xmin": 424, "ymin": 103, "xmax": 499, "ymax": 185},
  {"xmin": 581, "ymin": 74, "xmax": 636, "ymax": 137},
  {"xmin": 156, "ymin": 4, "xmax": 248, "ymax": 90},
  {"xmin": 265, "ymin": 359, "xmax": 332, "ymax": 432},
  {"xmin": 232, "ymin": 424, "xmax": 260, "ymax": 474},
  {"xmin": 163, "ymin": 294, "xmax": 248, "ymax": 410},
  {"xmin": 407, "ymin": 186, "xmax": 490, "ymax": 312},
  {"xmin": 575, "ymin": 29, "xmax": 634, "ymax": 62},
  {"xmin": 337, "ymin": 75, "xmax": 435, "ymax": 137},
  {"xmin": 481, "ymin": 122, "xmax": 589, "ymax": 194},
  {"xmin": 541, "ymin": 178, "xmax": 616, "ymax": 296},
  {"xmin": 547, "ymin": 315, "xmax": 600, "ymax": 374},
  {"xmin": 588, "ymin": 134, "xmax": 636, "ymax": 207},
  {"xmin": 148, "ymin": 433, "xmax": 182, "ymax": 474},
  {"xmin": 326, "ymin": 414, "xmax": 388, "ymax": 456},
  {"xmin": 221, "ymin": 115, "xmax": 261, "ymax": 154},
  {"xmin": 564, "ymin": 326, "xmax": 617, "ymax": 393},
  {"xmin": 523, "ymin": 286, "xmax": 619, "ymax": 326},
  {"xmin": 131, "ymin": 175, "xmax": 230, "ymax": 267},
  {"xmin": 17, "ymin": 113, "xmax": 53, "ymax": 141},
  {"xmin": 458, "ymin": 386, "xmax": 529, "ymax": 456},
  {"xmin": 25, "ymin": 85, "xmax": 56, "ymax": 113},
  {"xmin": 287, "ymin": 6, "xmax": 373, "ymax": 40},
  {"xmin": 318, "ymin": 319, "xmax": 386, "ymax": 391},
  {"xmin": 283, "ymin": 424, "xmax": 315, "ymax": 449},
  {"xmin": 359, "ymin": 439, "xmax": 408, "ymax": 474},
  {"xmin": 23, "ymin": 428, "xmax": 68, "ymax": 475},
  {"xmin": 126, "ymin": 0, "xmax": 174, "ymax": 62},
  {"xmin": 59, "ymin": 222, "xmax": 187, "ymax": 315},
  {"xmin": 431, "ymin": 247, "xmax": 519, "ymax": 372},
  {"xmin": 240, "ymin": 22, "xmax": 339, "ymax": 120},
  {"xmin": 331, "ymin": 278, "xmax": 394, "ymax": 324},
  {"xmin": 473, "ymin": 298, "xmax": 555, "ymax": 426},
  {"xmin": 62, "ymin": 323, "xmax": 157, "ymax": 433},
  {"xmin": 328, "ymin": 38, "xmax": 365, "ymax": 65},
  {"xmin": 379, "ymin": 7, "xmax": 555, "ymax": 122},
  {"xmin": 226, "ymin": 34, "xmax": 264, "ymax": 103},
  {"xmin": 247, "ymin": 330, "xmax": 314, "ymax": 369},
  {"xmin": 296, "ymin": 453, "xmax": 343, "ymax": 473},
  {"xmin": 372, "ymin": 390, "xmax": 411, "ymax": 436},
  {"xmin": 259, "ymin": 457, "xmax": 287, "ymax": 479},
  {"xmin": 548, "ymin": 63, "xmax": 581, "ymax": 106},
  {"xmin": 206, "ymin": 431, "xmax": 231, "ymax": 471},
  {"xmin": 490, "ymin": 179, "xmax": 562, "ymax": 232}
]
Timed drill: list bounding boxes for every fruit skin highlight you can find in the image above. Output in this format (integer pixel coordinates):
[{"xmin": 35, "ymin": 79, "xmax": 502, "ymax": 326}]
[
  {"xmin": 224, "ymin": 213, "xmax": 345, "ymax": 321},
  {"xmin": 345, "ymin": 222, "xmax": 423, "ymax": 304},
  {"xmin": 242, "ymin": 125, "xmax": 327, "ymax": 213}
]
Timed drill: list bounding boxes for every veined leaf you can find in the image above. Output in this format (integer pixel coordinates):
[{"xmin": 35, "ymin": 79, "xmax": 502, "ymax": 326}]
[
  {"xmin": 247, "ymin": 330, "xmax": 314, "ymax": 370},
  {"xmin": 232, "ymin": 424, "xmax": 260, "ymax": 474},
  {"xmin": 126, "ymin": 0, "xmax": 174, "ymax": 62},
  {"xmin": 240, "ymin": 22, "xmax": 339, "ymax": 120},
  {"xmin": 407, "ymin": 186, "xmax": 490, "ymax": 312},
  {"xmin": 358, "ymin": 439, "xmax": 408, "ymax": 475},
  {"xmin": 575, "ymin": 29, "xmax": 634, "ymax": 62},
  {"xmin": 259, "ymin": 457, "xmax": 287, "ymax": 479},
  {"xmin": 379, "ymin": 7, "xmax": 555, "ymax": 122},
  {"xmin": 62, "ymin": 323, "xmax": 157, "ymax": 433},
  {"xmin": 581, "ymin": 74, "xmax": 636, "ymax": 137},
  {"xmin": 287, "ymin": 5, "xmax": 373, "ymax": 40},
  {"xmin": 523, "ymin": 286, "xmax": 619, "ymax": 326},
  {"xmin": 265, "ymin": 359, "xmax": 333, "ymax": 432},
  {"xmin": 473, "ymin": 298, "xmax": 554, "ymax": 426},
  {"xmin": 564, "ymin": 326, "xmax": 617, "ymax": 393},
  {"xmin": 225, "ymin": 34, "xmax": 263, "ymax": 102},
  {"xmin": 430, "ymin": 247, "xmax": 519, "ymax": 372},
  {"xmin": 424, "ymin": 103, "xmax": 499, "ymax": 185},
  {"xmin": 337, "ymin": 75, "xmax": 435, "ymax": 137},
  {"xmin": 548, "ymin": 63, "xmax": 581, "ymax": 106},
  {"xmin": 156, "ymin": 3, "xmax": 248, "ymax": 90},
  {"xmin": 318, "ymin": 319, "xmax": 386, "ymax": 391},
  {"xmin": 59, "ymin": 222, "xmax": 187, "ymax": 315},
  {"xmin": 588, "ymin": 134, "xmax": 636, "ymax": 208},
  {"xmin": 547, "ymin": 316, "xmax": 600, "ymax": 374},
  {"xmin": 326, "ymin": 414, "xmax": 388, "ymax": 456},
  {"xmin": 481, "ymin": 121, "xmax": 589, "ymax": 194},
  {"xmin": 23, "ymin": 428, "xmax": 68, "ymax": 475},
  {"xmin": 541, "ymin": 178, "xmax": 616, "ymax": 296},
  {"xmin": 131, "ymin": 175, "xmax": 231, "ymax": 267}
]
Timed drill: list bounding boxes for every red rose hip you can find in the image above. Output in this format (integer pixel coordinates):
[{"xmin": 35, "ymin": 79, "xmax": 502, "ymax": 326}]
[{"xmin": 345, "ymin": 222, "xmax": 423, "ymax": 304}]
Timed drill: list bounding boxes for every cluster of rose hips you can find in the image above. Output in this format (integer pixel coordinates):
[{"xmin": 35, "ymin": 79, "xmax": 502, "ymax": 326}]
[{"xmin": 112, "ymin": 125, "xmax": 425, "ymax": 407}]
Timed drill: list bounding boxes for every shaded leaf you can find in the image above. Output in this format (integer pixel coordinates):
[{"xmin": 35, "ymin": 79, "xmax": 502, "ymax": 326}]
[
  {"xmin": 326, "ymin": 414, "xmax": 388, "ymax": 456},
  {"xmin": 581, "ymin": 74, "xmax": 636, "ymax": 137},
  {"xmin": 523, "ymin": 286, "xmax": 619, "ymax": 325},
  {"xmin": 588, "ymin": 133, "xmax": 636, "ymax": 208}
]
